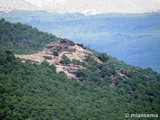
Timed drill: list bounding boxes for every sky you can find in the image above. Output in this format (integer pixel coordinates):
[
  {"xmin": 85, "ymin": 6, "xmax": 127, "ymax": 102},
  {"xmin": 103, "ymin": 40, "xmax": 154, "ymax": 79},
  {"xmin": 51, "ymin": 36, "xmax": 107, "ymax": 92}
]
[{"xmin": 24, "ymin": 0, "xmax": 160, "ymax": 14}]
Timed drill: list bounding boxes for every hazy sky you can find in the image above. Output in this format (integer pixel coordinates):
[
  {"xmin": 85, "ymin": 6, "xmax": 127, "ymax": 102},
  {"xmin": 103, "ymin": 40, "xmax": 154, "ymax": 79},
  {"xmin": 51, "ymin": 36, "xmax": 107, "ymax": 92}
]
[{"xmin": 23, "ymin": 0, "xmax": 160, "ymax": 14}]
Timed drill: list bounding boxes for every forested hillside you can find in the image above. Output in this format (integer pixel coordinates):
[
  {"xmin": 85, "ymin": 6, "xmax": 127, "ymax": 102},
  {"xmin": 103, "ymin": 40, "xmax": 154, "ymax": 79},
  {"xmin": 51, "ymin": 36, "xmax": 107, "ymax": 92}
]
[
  {"xmin": 0, "ymin": 19, "xmax": 160, "ymax": 120},
  {"xmin": 2, "ymin": 11, "xmax": 160, "ymax": 72},
  {"xmin": 0, "ymin": 18, "xmax": 59, "ymax": 54}
]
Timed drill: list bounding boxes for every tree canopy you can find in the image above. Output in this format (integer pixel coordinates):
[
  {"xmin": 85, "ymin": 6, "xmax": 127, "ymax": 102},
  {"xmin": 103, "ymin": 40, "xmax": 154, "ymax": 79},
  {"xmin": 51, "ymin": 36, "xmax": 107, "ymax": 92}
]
[{"xmin": 0, "ymin": 19, "xmax": 160, "ymax": 120}]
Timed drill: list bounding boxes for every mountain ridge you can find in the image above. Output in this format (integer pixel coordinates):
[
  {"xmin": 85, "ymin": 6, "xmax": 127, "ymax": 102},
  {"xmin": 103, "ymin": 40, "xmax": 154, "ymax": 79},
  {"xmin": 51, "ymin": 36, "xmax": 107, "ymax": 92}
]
[
  {"xmin": 0, "ymin": 0, "xmax": 40, "ymax": 14},
  {"xmin": 0, "ymin": 19, "xmax": 160, "ymax": 120},
  {"xmin": 3, "ymin": 11, "xmax": 158, "ymax": 72},
  {"xmin": 0, "ymin": 0, "xmax": 159, "ymax": 15}
]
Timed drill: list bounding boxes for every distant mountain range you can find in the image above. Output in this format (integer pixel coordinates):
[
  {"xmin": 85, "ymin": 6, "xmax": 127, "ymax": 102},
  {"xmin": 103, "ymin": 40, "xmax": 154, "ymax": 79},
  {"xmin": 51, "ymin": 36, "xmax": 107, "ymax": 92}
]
[
  {"xmin": 0, "ymin": 0, "xmax": 160, "ymax": 15},
  {"xmin": 0, "ymin": 0, "xmax": 40, "ymax": 14},
  {"xmin": 1, "ymin": 11, "xmax": 159, "ymax": 72},
  {"xmin": 0, "ymin": 1, "xmax": 160, "ymax": 71}
]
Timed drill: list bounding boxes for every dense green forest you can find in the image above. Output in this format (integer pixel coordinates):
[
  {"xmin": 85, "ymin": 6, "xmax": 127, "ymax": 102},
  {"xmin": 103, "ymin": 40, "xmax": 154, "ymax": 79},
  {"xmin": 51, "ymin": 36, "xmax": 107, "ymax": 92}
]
[
  {"xmin": 0, "ymin": 19, "xmax": 160, "ymax": 120},
  {"xmin": 0, "ymin": 18, "xmax": 59, "ymax": 54}
]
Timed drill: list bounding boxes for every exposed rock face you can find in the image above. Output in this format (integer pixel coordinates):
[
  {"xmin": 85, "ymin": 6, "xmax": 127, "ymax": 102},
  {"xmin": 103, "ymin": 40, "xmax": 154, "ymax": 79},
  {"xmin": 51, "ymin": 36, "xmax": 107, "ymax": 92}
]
[
  {"xmin": 116, "ymin": 68, "xmax": 129, "ymax": 79},
  {"xmin": 16, "ymin": 39, "xmax": 101, "ymax": 79}
]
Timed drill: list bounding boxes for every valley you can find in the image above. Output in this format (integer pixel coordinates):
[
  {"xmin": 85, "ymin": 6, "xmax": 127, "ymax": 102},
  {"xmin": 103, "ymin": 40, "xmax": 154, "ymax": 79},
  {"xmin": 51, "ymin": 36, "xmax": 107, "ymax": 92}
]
[{"xmin": 1, "ymin": 11, "xmax": 160, "ymax": 72}]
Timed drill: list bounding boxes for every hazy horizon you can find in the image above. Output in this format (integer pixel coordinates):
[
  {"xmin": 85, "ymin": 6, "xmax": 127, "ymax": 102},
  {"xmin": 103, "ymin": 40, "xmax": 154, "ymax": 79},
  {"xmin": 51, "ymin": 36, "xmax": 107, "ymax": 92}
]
[
  {"xmin": 0, "ymin": 0, "xmax": 160, "ymax": 15},
  {"xmin": 24, "ymin": 0, "xmax": 160, "ymax": 15}
]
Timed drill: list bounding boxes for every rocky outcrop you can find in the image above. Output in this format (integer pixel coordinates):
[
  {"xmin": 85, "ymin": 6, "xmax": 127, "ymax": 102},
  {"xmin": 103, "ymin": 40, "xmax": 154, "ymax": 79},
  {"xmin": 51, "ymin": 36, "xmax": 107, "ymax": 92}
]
[
  {"xmin": 16, "ymin": 39, "xmax": 100, "ymax": 79},
  {"xmin": 116, "ymin": 68, "xmax": 129, "ymax": 79}
]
